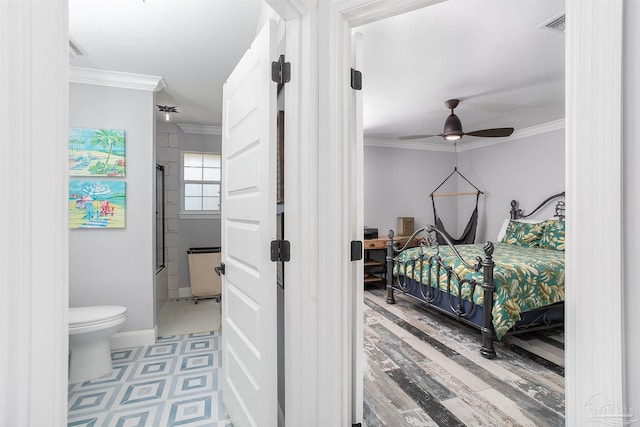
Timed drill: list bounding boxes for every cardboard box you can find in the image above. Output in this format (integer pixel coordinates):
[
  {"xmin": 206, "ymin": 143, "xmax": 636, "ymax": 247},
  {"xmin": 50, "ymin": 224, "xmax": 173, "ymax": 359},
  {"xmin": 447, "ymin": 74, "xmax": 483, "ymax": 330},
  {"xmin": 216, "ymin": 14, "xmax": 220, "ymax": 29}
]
[{"xmin": 397, "ymin": 217, "xmax": 414, "ymax": 236}]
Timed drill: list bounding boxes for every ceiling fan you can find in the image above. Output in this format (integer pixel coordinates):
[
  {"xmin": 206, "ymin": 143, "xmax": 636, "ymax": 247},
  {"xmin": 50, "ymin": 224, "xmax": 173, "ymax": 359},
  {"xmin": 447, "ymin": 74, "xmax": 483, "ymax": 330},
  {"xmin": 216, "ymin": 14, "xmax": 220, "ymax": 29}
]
[{"xmin": 398, "ymin": 99, "xmax": 515, "ymax": 142}]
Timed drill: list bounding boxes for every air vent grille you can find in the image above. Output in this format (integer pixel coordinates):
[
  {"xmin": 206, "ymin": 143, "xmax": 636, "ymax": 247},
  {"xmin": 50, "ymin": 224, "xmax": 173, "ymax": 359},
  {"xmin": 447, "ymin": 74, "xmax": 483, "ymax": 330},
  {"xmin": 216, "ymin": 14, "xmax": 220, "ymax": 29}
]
[{"xmin": 539, "ymin": 12, "xmax": 565, "ymax": 34}]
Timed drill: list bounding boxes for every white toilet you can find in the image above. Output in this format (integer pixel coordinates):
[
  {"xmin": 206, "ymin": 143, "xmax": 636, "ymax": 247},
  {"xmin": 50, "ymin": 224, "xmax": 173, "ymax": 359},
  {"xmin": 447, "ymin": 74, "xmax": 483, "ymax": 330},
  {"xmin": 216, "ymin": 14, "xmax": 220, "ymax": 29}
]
[{"xmin": 68, "ymin": 305, "xmax": 127, "ymax": 383}]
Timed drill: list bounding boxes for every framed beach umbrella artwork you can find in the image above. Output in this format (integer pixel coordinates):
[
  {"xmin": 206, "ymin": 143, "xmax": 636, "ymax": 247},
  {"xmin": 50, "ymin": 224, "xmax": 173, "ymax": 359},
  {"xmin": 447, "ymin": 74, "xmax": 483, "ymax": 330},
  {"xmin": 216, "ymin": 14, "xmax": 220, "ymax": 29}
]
[
  {"xmin": 69, "ymin": 179, "xmax": 126, "ymax": 229},
  {"xmin": 69, "ymin": 127, "xmax": 126, "ymax": 177}
]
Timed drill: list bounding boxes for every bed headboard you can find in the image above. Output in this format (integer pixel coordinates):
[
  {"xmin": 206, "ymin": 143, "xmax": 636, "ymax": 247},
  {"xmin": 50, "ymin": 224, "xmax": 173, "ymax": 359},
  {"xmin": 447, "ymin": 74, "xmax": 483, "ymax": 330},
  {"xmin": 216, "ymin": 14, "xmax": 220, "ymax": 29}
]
[{"xmin": 510, "ymin": 191, "xmax": 565, "ymax": 221}]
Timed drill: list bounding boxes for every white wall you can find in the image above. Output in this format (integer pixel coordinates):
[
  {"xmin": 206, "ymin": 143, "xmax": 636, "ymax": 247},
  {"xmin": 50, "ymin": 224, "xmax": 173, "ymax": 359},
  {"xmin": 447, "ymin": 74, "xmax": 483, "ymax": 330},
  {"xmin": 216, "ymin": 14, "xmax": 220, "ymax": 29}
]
[
  {"xmin": 177, "ymin": 129, "xmax": 222, "ymax": 291},
  {"xmin": 364, "ymin": 129, "xmax": 565, "ymax": 243},
  {"xmin": 156, "ymin": 122, "xmax": 179, "ymax": 301},
  {"xmin": 456, "ymin": 129, "xmax": 565, "ymax": 242},
  {"xmin": 69, "ymin": 83, "xmax": 156, "ymax": 334},
  {"xmin": 364, "ymin": 145, "xmax": 455, "ymax": 237}
]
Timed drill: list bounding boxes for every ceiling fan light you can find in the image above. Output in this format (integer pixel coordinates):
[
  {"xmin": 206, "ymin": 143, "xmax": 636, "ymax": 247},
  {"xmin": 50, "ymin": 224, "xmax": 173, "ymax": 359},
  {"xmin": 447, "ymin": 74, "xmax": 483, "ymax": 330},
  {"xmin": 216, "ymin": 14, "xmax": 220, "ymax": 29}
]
[
  {"xmin": 443, "ymin": 113, "xmax": 462, "ymax": 132},
  {"xmin": 444, "ymin": 134, "xmax": 461, "ymax": 141}
]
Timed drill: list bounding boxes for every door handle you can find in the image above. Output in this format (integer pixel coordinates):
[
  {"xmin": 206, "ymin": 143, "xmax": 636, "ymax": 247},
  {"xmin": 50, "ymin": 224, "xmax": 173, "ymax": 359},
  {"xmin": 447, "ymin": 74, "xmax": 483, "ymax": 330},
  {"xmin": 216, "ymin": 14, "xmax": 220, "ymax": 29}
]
[{"xmin": 215, "ymin": 262, "xmax": 225, "ymax": 276}]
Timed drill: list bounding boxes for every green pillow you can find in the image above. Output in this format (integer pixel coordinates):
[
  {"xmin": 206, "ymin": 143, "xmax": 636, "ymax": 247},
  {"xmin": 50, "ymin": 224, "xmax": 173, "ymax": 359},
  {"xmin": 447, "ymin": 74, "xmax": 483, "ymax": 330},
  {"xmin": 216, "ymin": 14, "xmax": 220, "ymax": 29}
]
[
  {"xmin": 500, "ymin": 220, "xmax": 544, "ymax": 247},
  {"xmin": 539, "ymin": 219, "xmax": 565, "ymax": 251}
]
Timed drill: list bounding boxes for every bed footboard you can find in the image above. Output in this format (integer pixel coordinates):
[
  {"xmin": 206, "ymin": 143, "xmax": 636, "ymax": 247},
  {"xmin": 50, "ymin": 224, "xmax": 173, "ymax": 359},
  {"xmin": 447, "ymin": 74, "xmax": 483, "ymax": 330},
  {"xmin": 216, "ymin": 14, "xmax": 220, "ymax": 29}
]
[
  {"xmin": 385, "ymin": 227, "xmax": 497, "ymax": 358},
  {"xmin": 479, "ymin": 242, "xmax": 496, "ymax": 358}
]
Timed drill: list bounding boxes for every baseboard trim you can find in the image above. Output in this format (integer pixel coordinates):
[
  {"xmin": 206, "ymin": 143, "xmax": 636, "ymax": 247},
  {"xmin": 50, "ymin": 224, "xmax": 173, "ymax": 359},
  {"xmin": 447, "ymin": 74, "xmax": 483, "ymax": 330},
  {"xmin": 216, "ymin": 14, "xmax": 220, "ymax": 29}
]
[
  {"xmin": 178, "ymin": 287, "xmax": 192, "ymax": 298},
  {"xmin": 110, "ymin": 328, "xmax": 156, "ymax": 350}
]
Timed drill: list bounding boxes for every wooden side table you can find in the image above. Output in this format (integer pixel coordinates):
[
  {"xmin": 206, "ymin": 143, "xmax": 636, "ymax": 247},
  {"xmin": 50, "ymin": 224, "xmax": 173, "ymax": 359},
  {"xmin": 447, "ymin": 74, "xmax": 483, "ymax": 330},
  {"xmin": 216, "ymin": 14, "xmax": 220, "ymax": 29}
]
[{"xmin": 363, "ymin": 235, "xmax": 419, "ymax": 286}]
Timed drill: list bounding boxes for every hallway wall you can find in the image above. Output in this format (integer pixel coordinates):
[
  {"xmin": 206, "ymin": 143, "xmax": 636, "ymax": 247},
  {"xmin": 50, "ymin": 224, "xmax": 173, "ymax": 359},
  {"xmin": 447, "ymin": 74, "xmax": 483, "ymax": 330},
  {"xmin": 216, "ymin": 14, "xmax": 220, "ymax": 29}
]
[
  {"xmin": 69, "ymin": 82, "xmax": 156, "ymax": 338},
  {"xmin": 455, "ymin": 127, "xmax": 565, "ymax": 242},
  {"xmin": 363, "ymin": 126, "xmax": 565, "ymax": 244},
  {"xmin": 156, "ymin": 122, "xmax": 179, "ymax": 300}
]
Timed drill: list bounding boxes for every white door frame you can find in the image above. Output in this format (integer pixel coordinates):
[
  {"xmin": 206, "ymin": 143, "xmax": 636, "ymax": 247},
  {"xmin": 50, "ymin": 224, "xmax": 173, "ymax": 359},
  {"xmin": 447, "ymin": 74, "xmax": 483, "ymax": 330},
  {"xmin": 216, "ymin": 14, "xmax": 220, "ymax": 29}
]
[
  {"xmin": 269, "ymin": 0, "xmax": 456, "ymax": 425},
  {"xmin": 1, "ymin": 0, "xmax": 629, "ymax": 425},
  {"xmin": 1, "ymin": 1, "xmax": 69, "ymax": 426},
  {"xmin": 564, "ymin": 1, "xmax": 625, "ymax": 423},
  {"xmin": 269, "ymin": 0, "xmax": 627, "ymax": 425},
  {"xmin": 349, "ymin": 31, "xmax": 364, "ymax": 423}
]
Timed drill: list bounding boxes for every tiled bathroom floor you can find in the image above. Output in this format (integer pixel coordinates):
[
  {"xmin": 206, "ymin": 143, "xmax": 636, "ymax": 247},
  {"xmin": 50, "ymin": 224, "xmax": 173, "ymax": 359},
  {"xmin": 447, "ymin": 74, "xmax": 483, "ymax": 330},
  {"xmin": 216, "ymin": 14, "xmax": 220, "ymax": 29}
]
[{"xmin": 68, "ymin": 331, "xmax": 233, "ymax": 427}]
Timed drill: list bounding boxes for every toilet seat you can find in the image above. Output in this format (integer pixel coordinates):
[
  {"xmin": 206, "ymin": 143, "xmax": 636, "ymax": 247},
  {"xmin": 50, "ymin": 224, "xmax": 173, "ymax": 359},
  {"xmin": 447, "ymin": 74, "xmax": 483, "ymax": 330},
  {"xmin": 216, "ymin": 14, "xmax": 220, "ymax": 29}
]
[{"xmin": 69, "ymin": 305, "xmax": 127, "ymax": 332}]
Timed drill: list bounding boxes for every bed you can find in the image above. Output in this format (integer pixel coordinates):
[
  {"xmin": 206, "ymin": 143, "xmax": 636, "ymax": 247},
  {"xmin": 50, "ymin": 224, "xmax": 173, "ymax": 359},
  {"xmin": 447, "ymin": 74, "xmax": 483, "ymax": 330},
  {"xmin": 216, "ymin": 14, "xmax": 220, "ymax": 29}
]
[{"xmin": 384, "ymin": 192, "xmax": 565, "ymax": 358}]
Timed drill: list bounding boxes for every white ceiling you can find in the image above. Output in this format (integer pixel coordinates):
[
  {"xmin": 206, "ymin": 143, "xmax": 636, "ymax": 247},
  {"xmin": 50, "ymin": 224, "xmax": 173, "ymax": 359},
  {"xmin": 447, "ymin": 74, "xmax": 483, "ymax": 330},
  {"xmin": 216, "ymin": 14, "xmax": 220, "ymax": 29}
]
[
  {"xmin": 69, "ymin": 0, "xmax": 263, "ymax": 126},
  {"xmin": 69, "ymin": 0, "xmax": 565, "ymax": 145}
]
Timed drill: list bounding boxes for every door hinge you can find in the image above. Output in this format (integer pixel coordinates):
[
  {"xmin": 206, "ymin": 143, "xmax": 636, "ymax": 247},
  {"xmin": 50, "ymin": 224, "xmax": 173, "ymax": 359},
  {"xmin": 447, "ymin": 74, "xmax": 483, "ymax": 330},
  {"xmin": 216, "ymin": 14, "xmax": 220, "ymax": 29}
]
[
  {"xmin": 350, "ymin": 240, "xmax": 363, "ymax": 261},
  {"xmin": 272, "ymin": 55, "xmax": 291, "ymax": 85},
  {"xmin": 270, "ymin": 240, "xmax": 291, "ymax": 262},
  {"xmin": 214, "ymin": 262, "xmax": 225, "ymax": 276},
  {"xmin": 350, "ymin": 68, "xmax": 362, "ymax": 90}
]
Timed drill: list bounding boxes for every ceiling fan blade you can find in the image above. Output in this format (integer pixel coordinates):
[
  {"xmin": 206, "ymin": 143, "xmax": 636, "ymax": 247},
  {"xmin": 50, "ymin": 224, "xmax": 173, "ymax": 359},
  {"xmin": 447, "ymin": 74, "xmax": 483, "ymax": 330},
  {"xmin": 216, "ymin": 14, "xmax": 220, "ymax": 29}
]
[
  {"xmin": 465, "ymin": 127, "xmax": 514, "ymax": 138},
  {"xmin": 397, "ymin": 134, "xmax": 441, "ymax": 141}
]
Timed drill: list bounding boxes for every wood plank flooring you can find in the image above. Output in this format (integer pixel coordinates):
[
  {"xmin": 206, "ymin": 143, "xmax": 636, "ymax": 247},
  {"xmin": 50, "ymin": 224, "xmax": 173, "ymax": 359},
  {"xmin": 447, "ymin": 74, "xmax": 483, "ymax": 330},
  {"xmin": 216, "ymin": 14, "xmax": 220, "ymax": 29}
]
[{"xmin": 363, "ymin": 288, "xmax": 565, "ymax": 427}]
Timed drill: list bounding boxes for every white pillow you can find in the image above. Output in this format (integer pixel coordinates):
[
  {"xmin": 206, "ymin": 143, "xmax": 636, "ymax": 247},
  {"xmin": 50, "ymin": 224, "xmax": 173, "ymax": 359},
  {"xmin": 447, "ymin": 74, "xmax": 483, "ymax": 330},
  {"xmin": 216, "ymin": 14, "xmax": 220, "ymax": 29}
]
[{"xmin": 496, "ymin": 218, "xmax": 547, "ymax": 242}]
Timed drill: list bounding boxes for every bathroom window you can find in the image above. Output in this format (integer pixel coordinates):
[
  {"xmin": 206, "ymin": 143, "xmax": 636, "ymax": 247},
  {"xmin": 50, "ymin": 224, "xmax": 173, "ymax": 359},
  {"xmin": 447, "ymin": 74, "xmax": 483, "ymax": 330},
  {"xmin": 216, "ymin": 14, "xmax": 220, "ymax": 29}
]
[{"xmin": 181, "ymin": 152, "xmax": 221, "ymax": 216}]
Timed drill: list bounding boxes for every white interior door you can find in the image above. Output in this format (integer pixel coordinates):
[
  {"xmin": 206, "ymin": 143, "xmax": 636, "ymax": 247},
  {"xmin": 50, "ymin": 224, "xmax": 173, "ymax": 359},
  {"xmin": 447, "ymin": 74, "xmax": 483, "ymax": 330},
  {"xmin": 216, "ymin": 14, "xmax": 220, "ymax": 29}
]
[
  {"xmin": 350, "ymin": 31, "xmax": 365, "ymax": 425},
  {"xmin": 221, "ymin": 20, "xmax": 278, "ymax": 427}
]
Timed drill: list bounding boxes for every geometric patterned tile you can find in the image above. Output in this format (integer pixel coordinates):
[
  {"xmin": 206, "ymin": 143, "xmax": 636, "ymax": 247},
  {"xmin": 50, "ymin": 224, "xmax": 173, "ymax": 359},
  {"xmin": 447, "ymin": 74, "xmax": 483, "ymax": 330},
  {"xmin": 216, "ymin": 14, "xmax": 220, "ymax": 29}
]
[
  {"xmin": 119, "ymin": 379, "xmax": 167, "ymax": 406},
  {"xmin": 69, "ymin": 392, "xmax": 110, "ymax": 412},
  {"xmin": 68, "ymin": 384, "xmax": 122, "ymax": 417},
  {"xmin": 179, "ymin": 353, "xmax": 214, "ymax": 372},
  {"xmin": 187, "ymin": 331, "xmax": 217, "ymax": 340},
  {"xmin": 102, "ymin": 402, "xmax": 165, "ymax": 427},
  {"xmin": 111, "ymin": 347, "xmax": 143, "ymax": 365},
  {"xmin": 68, "ymin": 331, "xmax": 233, "ymax": 427},
  {"xmin": 126, "ymin": 358, "xmax": 177, "ymax": 382},
  {"xmin": 168, "ymin": 371, "xmax": 217, "ymax": 399},
  {"xmin": 182, "ymin": 338, "xmax": 216, "ymax": 355},
  {"xmin": 68, "ymin": 416, "xmax": 102, "ymax": 427},
  {"xmin": 157, "ymin": 335, "xmax": 184, "ymax": 342},
  {"xmin": 73, "ymin": 365, "xmax": 129, "ymax": 389},
  {"xmin": 163, "ymin": 396, "xmax": 212, "ymax": 427},
  {"xmin": 143, "ymin": 342, "xmax": 179, "ymax": 359}
]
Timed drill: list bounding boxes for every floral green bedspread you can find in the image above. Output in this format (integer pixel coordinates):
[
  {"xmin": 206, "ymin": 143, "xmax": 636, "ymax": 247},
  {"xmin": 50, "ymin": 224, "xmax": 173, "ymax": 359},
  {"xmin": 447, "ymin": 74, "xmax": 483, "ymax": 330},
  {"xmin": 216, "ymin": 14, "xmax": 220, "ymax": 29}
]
[{"xmin": 393, "ymin": 243, "xmax": 565, "ymax": 339}]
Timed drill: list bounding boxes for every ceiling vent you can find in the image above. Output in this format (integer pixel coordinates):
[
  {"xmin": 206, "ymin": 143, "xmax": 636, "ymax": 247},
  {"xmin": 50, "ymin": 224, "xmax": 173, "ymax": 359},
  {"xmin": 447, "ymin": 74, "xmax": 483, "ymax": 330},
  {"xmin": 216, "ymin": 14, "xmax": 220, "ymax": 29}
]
[
  {"xmin": 539, "ymin": 12, "xmax": 565, "ymax": 34},
  {"xmin": 68, "ymin": 39, "xmax": 86, "ymax": 58}
]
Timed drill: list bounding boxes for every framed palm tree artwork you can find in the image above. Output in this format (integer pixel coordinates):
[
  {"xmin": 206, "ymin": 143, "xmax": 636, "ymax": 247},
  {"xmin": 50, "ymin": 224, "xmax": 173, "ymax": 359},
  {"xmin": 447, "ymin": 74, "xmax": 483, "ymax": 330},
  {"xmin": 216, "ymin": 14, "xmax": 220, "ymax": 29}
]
[{"xmin": 69, "ymin": 127, "xmax": 126, "ymax": 177}]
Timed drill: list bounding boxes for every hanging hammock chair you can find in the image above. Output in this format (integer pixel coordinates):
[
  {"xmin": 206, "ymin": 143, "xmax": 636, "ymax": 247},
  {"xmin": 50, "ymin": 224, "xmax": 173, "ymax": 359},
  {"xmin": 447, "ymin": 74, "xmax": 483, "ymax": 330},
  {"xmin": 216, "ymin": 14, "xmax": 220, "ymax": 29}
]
[{"xmin": 430, "ymin": 167, "xmax": 483, "ymax": 245}]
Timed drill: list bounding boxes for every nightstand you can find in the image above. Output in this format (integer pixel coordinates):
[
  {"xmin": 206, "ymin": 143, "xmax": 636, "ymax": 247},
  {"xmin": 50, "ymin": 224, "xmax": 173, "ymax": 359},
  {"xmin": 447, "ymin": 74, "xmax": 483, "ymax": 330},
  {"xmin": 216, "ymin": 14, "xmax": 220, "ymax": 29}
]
[{"xmin": 363, "ymin": 236, "xmax": 418, "ymax": 286}]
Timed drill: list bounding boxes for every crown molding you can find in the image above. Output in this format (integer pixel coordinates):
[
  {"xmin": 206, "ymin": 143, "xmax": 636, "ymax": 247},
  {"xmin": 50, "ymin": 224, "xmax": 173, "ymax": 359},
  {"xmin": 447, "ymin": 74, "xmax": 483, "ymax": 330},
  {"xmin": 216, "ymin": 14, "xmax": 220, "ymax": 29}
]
[
  {"xmin": 69, "ymin": 66, "xmax": 167, "ymax": 92},
  {"xmin": 364, "ymin": 137, "xmax": 453, "ymax": 152},
  {"xmin": 177, "ymin": 124, "xmax": 222, "ymax": 135},
  {"xmin": 457, "ymin": 118, "xmax": 565, "ymax": 152},
  {"xmin": 364, "ymin": 118, "xmax": 566, "ymax": 152}
]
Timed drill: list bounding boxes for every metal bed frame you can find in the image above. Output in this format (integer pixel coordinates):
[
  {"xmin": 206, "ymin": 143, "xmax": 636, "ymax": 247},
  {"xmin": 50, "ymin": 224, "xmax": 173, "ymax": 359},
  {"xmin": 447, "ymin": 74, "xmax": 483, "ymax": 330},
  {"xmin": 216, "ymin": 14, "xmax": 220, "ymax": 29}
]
[{"xmin": 384, "ymin": 192, "xmax": 565, "ymax": 358}]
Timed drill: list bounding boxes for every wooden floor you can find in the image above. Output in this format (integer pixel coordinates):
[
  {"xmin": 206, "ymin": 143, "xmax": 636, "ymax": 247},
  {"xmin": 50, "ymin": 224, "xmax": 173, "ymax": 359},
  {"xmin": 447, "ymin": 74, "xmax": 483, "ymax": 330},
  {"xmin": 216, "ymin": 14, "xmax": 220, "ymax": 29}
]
[{"xmin": 363, "ymin": 288, "xmax": 565, "ymax": 427}]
